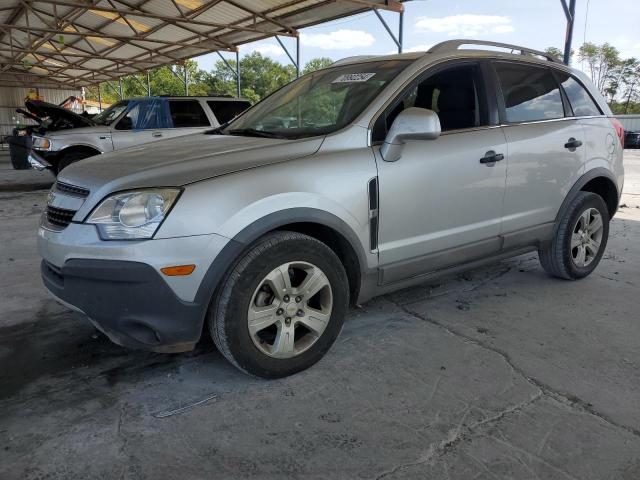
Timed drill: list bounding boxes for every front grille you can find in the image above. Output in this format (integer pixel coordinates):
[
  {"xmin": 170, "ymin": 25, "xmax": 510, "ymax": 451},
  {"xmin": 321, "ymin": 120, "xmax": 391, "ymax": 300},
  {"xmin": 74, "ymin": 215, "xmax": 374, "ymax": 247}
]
[
  {"xmin": 46, "ymin": 205, "xmax": 76, "ymax": 228},
  {"xmin": 55, "ymin": 181, "xmax": 89, "ymax": 198}
]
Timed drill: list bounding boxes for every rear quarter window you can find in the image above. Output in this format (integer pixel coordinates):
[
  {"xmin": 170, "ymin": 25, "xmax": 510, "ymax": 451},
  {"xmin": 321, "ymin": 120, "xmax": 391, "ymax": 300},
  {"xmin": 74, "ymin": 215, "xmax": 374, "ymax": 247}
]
[
  {"xmin": 555, "ymin": 72, "xmax": 602, "ymax": 117},
  {"xmin": 494, "ymin": 62, "xmax": 565, "ymax": 123},
  {"xmin": 168, "ymin": 100, "xmax": 210, "ymax": 128},
  {"xmin": 207, "ymin": 100, "xmax": 251, "ymax": 124}
]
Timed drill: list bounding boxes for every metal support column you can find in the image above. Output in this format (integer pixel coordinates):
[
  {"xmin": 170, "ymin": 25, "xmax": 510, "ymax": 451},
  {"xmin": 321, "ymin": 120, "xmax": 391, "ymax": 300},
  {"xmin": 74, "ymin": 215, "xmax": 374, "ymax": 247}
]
[
  {"xmin": 184, "ymin": 64, "xmax": 189, "ymax": 95},
  {"xmin": 560, "ymin": 0, "xmax": 577, "ymax": 65},
  {"xmin": 105, "ymin": 81, "xmax": 122, "ymax": 99},
  {"xmin": 276, "ymin": 36, "xmax": 300, "ymax": 77},
  {"xmin": 374, "ymin": 9, "xmax": 402, "ymax": 54},
  {"xmin": 398, "ymin": 10, "xmax": 404, "ymax": 54},
  {"xmin": 97, "ymin": 84, "xmax": 102, "ymax": 112},
  {"xmin": 147, "ymin": 71, "xmax": 151, "ymax": 97},
  {"xmin": 236, "ymin": 51, "xmax": 241, "ymax": 97},
  {"xmin": 118, "ymin": 78, "xmax": 123, "ymax": 99},
  {"xmin": 130, "ymin": 74, "xmax": 151, "ymax": 96},
  {"xmin": 216, "ymin": 51, "xmax": 241, "ymax": 98},
  {"xmin": 296, "ymin": 35, "xmax": 300, "ymax": 77}
]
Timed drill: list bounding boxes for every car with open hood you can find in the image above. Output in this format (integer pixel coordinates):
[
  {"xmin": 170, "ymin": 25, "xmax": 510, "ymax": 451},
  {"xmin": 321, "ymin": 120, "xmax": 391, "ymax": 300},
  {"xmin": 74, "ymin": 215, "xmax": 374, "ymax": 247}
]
[
  {"xmin": 38, "ymin": 40, "xmax": 624, "ymax": 378},
  {"xmin": 28, "ymin": 96, "xmax": 251, "ymax": 173}
]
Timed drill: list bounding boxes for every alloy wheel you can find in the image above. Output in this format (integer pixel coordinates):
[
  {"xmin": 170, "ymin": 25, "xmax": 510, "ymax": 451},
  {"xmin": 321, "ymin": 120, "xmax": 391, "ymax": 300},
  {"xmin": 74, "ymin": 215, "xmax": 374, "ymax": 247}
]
[
  {"xmin": 247, "ymin": 261, "xmax": 333, "ymax": 358},
  {"xmin": 571, "ymin": 208, "xmax": 604, "ymax": 268}
]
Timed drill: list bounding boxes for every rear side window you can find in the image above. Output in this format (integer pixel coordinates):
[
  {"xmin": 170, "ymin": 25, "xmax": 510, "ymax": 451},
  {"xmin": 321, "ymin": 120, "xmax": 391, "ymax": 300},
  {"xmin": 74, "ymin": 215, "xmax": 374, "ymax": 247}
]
[
  {"xmin": 555, "ymin": 73, "xmax": 602, "ymax": 117},
  {"xmin": 494, "ymin": 63, "xmax": 565, "ymax": 123},
  {"xmin": 207, "ymin": 100, "xmax": 251, "ymax": 124},
  {"xmin": 168, "ymin": 100, "xmax": 210, "ymax": 128}
]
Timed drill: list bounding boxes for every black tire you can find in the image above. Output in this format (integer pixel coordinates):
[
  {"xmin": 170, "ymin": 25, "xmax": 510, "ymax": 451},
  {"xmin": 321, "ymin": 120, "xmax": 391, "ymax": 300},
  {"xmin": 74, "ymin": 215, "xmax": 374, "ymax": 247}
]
[
  {"xmin": 539, "ymin": 191, "xmax": 610, "ymax": 280},
  {"xmin": 56, "ymin": 150, "xmax": 94, "ymax": 174},
  {"xmin": 209, "ymin": 231, "xmax": 349, "ymax": 378}
]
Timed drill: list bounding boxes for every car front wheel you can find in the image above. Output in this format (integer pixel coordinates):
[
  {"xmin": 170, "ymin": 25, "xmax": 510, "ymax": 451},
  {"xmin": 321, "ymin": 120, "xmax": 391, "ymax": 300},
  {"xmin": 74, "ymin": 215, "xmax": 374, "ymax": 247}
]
[
  {"xmin": 209, "ymin": 231, "xmax": 349, "ymax": 378},
  {"xmin": 539, "ymin": 191, "xmax": 610, "ymax": 280}
]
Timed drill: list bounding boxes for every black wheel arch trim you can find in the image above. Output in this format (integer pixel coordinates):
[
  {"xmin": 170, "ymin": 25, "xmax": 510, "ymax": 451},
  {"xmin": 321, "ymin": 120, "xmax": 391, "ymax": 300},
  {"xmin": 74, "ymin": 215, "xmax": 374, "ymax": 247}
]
[
  {"xmin": 193, "ymin": 207, "xmax": 368, "ymax": 314},
  {"xmin": 554, "ymin": 168, "xmax": 619, "ymax": 234}
]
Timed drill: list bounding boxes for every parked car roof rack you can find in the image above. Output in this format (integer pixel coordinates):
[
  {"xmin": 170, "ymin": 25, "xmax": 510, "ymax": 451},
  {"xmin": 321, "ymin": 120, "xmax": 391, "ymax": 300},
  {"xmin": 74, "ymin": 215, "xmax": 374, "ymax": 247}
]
[
  {"xmin": 428, "ymin": 39, "xmax": 560, "ymax": 63},
  {"xmin": 331, "ymin": 55, "xmax": 378, "ymax": 66}
]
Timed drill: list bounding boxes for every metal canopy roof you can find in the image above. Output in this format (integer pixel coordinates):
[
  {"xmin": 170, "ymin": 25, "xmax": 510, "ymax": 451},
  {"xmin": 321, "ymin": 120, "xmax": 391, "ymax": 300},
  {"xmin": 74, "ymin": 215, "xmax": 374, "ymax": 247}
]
[{"xmin": 0, "ymin": 0, "xmax": 403, "ymax": 88}]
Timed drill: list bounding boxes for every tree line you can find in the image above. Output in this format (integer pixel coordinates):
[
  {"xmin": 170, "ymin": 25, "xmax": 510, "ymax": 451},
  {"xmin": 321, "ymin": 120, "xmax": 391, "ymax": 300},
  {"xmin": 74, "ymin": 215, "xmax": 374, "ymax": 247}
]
[
  {"xmin": 87, "ymin": 44, "xmax": 640, "ymax": 115},
  {"xmin": 546, "ymin": 43, "xmax": 640, "ymax": 114},
  {"xmin": 85, "ymin": 53, "xmax": 332, "ymax": 106}
]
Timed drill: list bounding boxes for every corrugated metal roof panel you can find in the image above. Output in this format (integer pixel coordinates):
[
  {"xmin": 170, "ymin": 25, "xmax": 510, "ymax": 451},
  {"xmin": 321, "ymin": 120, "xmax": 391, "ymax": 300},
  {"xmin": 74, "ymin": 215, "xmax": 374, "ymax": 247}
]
[{"xmin": 0, "ymin": 0, "xmax": 405, "ymax": 87}]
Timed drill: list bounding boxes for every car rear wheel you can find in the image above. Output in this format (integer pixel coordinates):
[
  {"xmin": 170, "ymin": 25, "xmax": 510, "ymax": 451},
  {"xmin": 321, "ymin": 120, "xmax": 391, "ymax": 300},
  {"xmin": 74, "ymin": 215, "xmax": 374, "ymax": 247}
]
[
  {"xmin": 539, "ymin": 191, "xmax": 609, "ymax": 280},
  {"xmin": 209, "ymin": 231, "xmax": 349, "ymax": 378}
]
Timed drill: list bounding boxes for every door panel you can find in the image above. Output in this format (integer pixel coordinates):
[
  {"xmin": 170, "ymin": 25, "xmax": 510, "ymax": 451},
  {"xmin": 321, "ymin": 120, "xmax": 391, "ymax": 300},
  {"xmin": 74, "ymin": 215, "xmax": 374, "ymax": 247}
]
[
  {"xmin": 500, "ymin": 120, "xmax": 585, "ymax": 234},
  {"xmin": 376, "ymin": 127, "xmax": 508, "ymax": 284}
]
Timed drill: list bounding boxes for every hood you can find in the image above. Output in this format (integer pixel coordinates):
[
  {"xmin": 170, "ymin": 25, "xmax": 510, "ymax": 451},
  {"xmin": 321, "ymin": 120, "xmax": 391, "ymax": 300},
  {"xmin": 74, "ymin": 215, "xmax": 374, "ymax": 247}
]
[
  {"xmin": 25, "ymin": 100, "xmax": 94, "ymax": 129},
  {"xmin": 59, "ymin": 132, "xmax": 323, "ymax": 200},
  {"xmin": 47, "ymin": 125, "xmax": 111, "ymax": 136},
  {"xmin": 16, "ymin": 107, "xmax": 42, "ymax": 124}
]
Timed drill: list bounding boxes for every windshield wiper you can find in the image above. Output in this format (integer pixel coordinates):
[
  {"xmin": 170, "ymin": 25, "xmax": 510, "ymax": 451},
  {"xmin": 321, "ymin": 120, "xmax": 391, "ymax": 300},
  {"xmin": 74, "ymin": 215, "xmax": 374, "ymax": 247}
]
[{"xmin": 228, "ymin": 128, "xmax": 286, "ymax": 139}]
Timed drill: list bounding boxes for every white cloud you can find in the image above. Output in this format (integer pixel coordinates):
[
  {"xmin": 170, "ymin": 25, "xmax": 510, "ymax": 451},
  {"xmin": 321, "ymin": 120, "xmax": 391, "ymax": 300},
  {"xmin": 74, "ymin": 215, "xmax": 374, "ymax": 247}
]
[
  {"xmin": 240, "ymin": 43, "xmax": 284, "ymax": 56},
  {"xmin": 415, "ymin": 14, "xmax": 514, "ymax": 37},
  {"xmin": 301, "ymin": 29, "xmax": 375, "ymax": 50}
]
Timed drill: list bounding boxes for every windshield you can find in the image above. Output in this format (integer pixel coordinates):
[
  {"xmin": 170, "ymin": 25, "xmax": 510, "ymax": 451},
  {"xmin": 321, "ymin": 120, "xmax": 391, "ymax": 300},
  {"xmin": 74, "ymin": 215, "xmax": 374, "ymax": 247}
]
[
  {"xmin": 92, "ymin": 101, "xmax": 129, "ymax": 125},
  {"xmin": 223, "ymin": 60, "xmax": 411, "ymax": 139}
]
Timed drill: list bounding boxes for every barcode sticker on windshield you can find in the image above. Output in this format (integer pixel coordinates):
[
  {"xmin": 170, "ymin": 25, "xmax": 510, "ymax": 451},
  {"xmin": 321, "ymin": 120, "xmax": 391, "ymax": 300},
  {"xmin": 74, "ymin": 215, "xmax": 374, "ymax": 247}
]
[{"xmin": 332, "ymin": 73, "xmax": 376, "ymax": 83}]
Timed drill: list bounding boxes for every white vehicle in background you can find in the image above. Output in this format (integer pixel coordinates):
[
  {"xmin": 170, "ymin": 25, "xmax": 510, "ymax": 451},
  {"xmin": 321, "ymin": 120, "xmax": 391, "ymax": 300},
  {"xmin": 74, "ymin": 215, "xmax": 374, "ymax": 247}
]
[{"xmin": 30, "ymin": 96, "xmax": 251, "ymax": 173}]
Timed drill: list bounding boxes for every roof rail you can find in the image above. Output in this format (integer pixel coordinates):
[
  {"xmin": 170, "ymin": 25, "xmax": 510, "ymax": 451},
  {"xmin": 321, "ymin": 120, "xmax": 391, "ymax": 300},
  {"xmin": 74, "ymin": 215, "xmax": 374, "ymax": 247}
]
[
  {"xmin": 331, "ymin": 55, "xmax": 377, "ymax": 66},
  {"xmin": 428, "ymin": 39, "xmax": 559, "ymax": 63}
]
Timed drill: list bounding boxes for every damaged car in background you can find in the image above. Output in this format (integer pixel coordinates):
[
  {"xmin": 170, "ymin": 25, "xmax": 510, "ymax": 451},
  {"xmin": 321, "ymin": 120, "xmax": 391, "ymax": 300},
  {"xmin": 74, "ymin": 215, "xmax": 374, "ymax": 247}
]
[{"xmin": 18, "ymin": 96, "xmax": 251, "ymax": 174}]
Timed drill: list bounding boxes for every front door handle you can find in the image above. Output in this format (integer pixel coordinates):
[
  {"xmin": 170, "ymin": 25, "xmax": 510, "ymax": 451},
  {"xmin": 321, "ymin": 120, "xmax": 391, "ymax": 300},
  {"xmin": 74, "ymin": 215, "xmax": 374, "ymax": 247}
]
[
  {"xmin": 480, "ymin": 151, "xmax": 504, "ymax": 166},
  {"xmin": 564, "ymin": 138, "xmax": 583, "ymax": 150},
  {"xmin": 152, "ymin": 131, "xmax": 163, "ymax": 138}
]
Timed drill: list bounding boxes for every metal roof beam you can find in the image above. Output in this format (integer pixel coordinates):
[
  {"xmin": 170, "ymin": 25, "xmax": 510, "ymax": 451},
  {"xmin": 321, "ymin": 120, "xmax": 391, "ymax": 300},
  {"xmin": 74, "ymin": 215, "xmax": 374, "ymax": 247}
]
[
  {"xmin": 0, "ymin": 23, "xmax": 230, "ymax": 51},
  {"xmin": 24, "ymin": 0, "xmax": 295, "ymax": 38},
  {"xmin": 337, "ymin": 0, "xmax": 403, "ymax": 13},
  {"xmin": 223, "ymin": 0, "xmax": 297, "ymax": 36}
]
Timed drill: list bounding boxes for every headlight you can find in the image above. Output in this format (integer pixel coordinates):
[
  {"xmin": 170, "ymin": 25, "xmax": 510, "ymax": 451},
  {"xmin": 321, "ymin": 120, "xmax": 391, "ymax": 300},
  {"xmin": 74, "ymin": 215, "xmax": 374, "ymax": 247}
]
[
  {"xmin": 86, "ymin": 188, "xmax": 181, "ymax": 240},
  {"xmin": 32, "ymin": 136, "xmax": 52, "ymax": 151}
]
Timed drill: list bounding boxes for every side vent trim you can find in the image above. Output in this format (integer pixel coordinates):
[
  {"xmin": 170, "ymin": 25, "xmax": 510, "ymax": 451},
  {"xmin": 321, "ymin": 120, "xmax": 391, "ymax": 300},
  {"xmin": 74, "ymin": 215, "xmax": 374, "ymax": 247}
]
[{"xmin": 368, "ymin": 177, "xmax": 379, "ymax": 251}]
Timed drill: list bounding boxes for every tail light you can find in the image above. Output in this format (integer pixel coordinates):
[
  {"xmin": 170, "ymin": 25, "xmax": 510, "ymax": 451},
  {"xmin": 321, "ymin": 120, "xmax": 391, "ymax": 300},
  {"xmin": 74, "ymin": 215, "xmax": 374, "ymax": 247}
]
[{"xmin": 610, "ymin": 117, "xmax": 624, "ymax": 147}]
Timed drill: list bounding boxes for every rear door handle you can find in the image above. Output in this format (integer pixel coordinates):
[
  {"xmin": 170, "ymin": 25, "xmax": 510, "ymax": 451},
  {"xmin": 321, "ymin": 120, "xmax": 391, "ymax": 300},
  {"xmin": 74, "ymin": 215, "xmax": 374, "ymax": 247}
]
[
  {"xmin": 480, "ymin": 151, "xmax": 504, "ymax": 166},
  {"xmin": 564, "ymin": 138, "xmax": 583, "ymax": 150},
  {"xmin": 152, "ymin": 131, "xmax": 163, "ymax": 138}
]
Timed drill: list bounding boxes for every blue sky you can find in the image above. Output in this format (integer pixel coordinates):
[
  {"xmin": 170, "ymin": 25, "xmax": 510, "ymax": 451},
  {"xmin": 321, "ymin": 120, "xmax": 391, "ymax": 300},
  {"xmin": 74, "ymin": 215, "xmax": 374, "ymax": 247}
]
[{"xmin": 196, "ymin": 0, "xmax": 640, "ymax": 71}]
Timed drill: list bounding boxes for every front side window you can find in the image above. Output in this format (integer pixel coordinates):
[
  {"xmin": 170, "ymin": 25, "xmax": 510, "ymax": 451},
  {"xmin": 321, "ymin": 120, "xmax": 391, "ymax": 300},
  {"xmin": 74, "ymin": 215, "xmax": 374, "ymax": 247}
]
[
  {"xmin": 372, "ymin": 63, "xmax": 486, "ymax": 142},
  {"xmin": 555, "ymin": 72, "xmax": 602, "ymax": 117},
  {"xmin": 93, "ymin": 101, "xmax": 129, "ymax": 125},
  {"xmin": 494, "ymin": 63, "xmax": 565, "ymax": 123},
  {"xmin": 224, "ymin": 60, "xmax": 412, "ymax": 139},
  {"xmin": 169, "ymin": 100, "xmax": 210, "ymax": 128},
  {"xmin": 115, "ymin": 99, "xmax": 166, "ymax": 131}
]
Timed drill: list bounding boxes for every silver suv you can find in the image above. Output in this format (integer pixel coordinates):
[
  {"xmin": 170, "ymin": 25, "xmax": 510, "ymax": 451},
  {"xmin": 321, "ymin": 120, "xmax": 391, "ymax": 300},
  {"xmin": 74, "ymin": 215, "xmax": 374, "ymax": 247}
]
[
  {"xmin": 38, "ymin": 40, "xmax": 624, "ymax": 378},
  {"xmin": 30, "ymin": 96, "xmax": 251, "ymax": 173}
]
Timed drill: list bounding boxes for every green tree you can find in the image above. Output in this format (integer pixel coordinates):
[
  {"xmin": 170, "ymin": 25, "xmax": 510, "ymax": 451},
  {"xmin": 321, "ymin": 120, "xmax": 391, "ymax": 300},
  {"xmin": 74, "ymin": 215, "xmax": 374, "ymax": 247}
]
[
  {"xmin": 87, "ymin": 60, "xmax": 207, "ymax": 105},
  {"xmin": 544, "ymin": 47, "xmax": 564, "ymax": 62},
  {"xmin": 578, "ymin": 43, "xmax": 621, "ymax": 100},
  {"xmin": 303, "ymin": 57, "xmax": 333, "ymax": 74},
  {"xmin": 204, "ymin": 52, "xmax": 296, "ymax": 100},
  {"xmin": 86, "ymin": 54, "xmax": 338, "ymax": 108}
]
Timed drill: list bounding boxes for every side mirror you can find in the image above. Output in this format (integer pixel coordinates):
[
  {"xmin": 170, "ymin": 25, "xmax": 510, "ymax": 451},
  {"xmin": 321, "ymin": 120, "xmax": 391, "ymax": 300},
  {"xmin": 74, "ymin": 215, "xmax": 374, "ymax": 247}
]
[{"xmin": 380, "ymin": 107, "xmax": 441, "ymax": 162}]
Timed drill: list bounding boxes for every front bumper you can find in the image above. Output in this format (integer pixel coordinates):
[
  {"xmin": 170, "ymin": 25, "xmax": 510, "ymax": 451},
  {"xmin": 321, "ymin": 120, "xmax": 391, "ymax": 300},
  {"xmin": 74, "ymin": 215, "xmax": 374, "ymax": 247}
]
[
  {"xmin": 38, "ymin": 223, "xmax": 231, "ymax": 352},
  {"xmin": 42, "ymin": 259, "xmax": 204, "ymax": 352}
]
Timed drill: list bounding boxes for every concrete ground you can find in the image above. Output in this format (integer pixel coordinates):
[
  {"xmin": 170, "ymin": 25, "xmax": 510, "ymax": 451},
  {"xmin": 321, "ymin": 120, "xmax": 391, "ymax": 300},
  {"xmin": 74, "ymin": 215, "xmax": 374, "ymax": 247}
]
[{"xmin": 1, "ymin": 150, "xmax": 640, "ymax": 479}]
